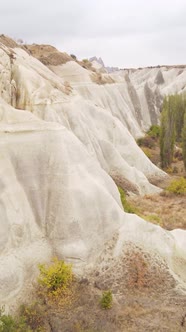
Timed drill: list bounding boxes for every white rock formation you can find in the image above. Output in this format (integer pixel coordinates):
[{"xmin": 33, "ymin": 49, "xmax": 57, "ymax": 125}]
[
  {"xmin": 10, "ymin": 45, "xmax": 166, "ymax": 194},
  {"xmin": 0, "ymin": 38, "xmax": 186, "ymax": 308}
]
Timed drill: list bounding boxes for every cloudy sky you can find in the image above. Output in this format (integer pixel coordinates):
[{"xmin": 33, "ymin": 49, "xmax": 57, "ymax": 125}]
[{"xmin": 1, "ymin": 0, "xmax": 186, "ymax": 68}]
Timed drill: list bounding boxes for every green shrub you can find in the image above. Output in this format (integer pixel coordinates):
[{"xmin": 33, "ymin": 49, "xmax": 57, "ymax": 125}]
[
  {"xmin": 0, "ymin": 311, "xmax": 16, "ymax": 332},
  {"xmin": 38, "ymin": 258, "xmax": 73, "ymax": 296},
  {"xmin": 141, "ymin": 147, "xmax": 152, "ymax": 160},
  {"xmin": 118, "ymin": 187, "xmax": 138, "ymax": 214},
  {"xmin": 100, "ymin": 291, "xmax": 113, "ymax": 309},
  {"xmin": 147, "ymin": 125, "xmax": 160, "ymax": 138},
  {"xmin": 137, "ymin": 136, "xmax": 155, "ymax": 148},
  {"xmin": 0, "ymin": 308, "xmax": 29, "ymax": 332},
  {"xmin": 166, "ymin": 177, "xmax": 186, "ymax": 195},
  {"xmin": 137, "ymin": 126, "xmax": 160, "ymax": 149}
]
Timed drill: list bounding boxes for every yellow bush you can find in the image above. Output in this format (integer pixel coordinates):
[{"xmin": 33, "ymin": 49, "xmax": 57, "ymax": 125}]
[
  {"xmin": 166, "ymin": 177, "xmax": 186, "ymax": 195},
  {"xmin": 38, "ymin": 257, "xmax": 73, "ymax": 296}
]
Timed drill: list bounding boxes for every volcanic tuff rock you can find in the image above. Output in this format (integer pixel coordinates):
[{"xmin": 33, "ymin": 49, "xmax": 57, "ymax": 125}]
[
  {"xmin": 89, "ymin": 56, "xmax": 119, "ymax": 73},
  {"xmin": 0, "ymin": 36, "xmax": 186, "ymax": 308}
]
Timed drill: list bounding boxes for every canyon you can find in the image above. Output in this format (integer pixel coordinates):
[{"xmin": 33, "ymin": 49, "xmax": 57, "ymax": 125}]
[{"xmin": 0, "ymin": 36, "xmax": 186, "ymax": 329}]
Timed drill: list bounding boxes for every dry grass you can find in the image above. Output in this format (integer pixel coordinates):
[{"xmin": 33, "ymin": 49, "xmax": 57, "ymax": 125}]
[
  {"xmin": 30, "ymin": 277, "xmax": 186, "ymax": 332},
  {"xmin": 128, "ymin": 189, "xmax": 186, "ymax": 230},
  {"xmin": 26, "ymin": 44, "xmax": 73, "ymax": 66},
  {"xmin": 0, "ymin": 34, "xmax": 18, "ymax": 48},
  {"xmin": 78, "ymin": 59, "xmax": 96, "ymax": 71},
  {"xmin": 91, "ymin": 72, "xmax": 115, "ymax": 84},
  {"xmin": 128, "ymin": 170, "xmax": 186, "ymax": 231}
]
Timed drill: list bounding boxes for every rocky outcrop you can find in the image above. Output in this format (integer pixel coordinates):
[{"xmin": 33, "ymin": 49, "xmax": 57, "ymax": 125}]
[{"xmin": 89, "ymin": 56, "xmax": 119, "ymax": 73}]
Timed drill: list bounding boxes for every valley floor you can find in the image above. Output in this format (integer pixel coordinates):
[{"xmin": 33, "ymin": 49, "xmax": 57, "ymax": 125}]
[
  {"xmin": 129, "ymin": 141, "xmax": 186, "ymax": 230},
  {"xmin": 128, "ymin": 185, "xmax": 186, "ymax": 230}
]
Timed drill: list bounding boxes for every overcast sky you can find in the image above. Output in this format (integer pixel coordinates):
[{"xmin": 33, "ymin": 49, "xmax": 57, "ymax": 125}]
[{"xmin": 1, "ymin": 0, "xmax": 186, "ymax": 68}]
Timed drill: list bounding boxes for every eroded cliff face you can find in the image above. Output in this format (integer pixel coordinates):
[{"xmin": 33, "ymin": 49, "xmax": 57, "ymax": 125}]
[{"xmin": 0, "ymin": 36, "xmax": 186, "ymax": 308}]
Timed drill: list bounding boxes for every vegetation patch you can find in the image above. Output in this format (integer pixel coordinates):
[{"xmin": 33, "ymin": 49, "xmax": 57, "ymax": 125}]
[
  {"xmin": 19, "ymin": 302, "xmax": 46, "ymax": 332},
  {"xmin": 141, "ymin": 147, "xmax": 152, "ymax": 160},
  {"xmin": 38, "ymin": 257, "xmax": 73, "ymax": 299},
  {"xmin": 160, "ymin": 94, "xmax": 186, "ymax": 171},
  {"xmin": 0, "ymin": 307, "xmax": 30, "ymax": 332},
  {"xmin": 147, "ymin": 125, "xmax": 161, "ymax": 139},
  {"xmin": 91, "ymin": 72, "xmax": 115, "ymax": 84},
  {"xmin": 143, "ymin": 214, "xmax": 162, "ymax": 225},
  {"xmin": 118, "ymin": 186, "xmax": 138, "ymax": 214},
  {"xmin": 0, "ymin": 259, "xmax": 75, "ymax": 331},
  {"xmin": 137, "ymin": 136, "xmax": 155, "ymax": 149},
  {"xmin": 137, "ymin": 125, "xmax": 160, "ymax": 150},
  {"xmin": 100, "ymin": 290, "xmax": 113, "ymax": 309},
  {"xmin": 166, "ymin": 177, "xmax": 186, "ymax": 195}
]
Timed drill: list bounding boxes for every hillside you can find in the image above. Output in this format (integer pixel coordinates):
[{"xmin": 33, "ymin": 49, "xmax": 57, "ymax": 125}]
[{"xmin": 0, "ymin": 35, "xmax": 186, "ymax": 331}]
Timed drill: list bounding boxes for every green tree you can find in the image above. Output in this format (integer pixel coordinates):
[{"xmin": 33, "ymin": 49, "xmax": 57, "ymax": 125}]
[
  {"xmin": 160, "ymin": 96, "xmax": 175, "ymax": 168},
  {"xmin": 182, "ymin": 112, "xmax": 186, "ymax": 171},
  {"xmin": 160, "ymin": 93, "xmax": 186, "ymax": 170},
  {"xmin": 174, "ymin": 94, "xmax": 186, "ymax": 142}
]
